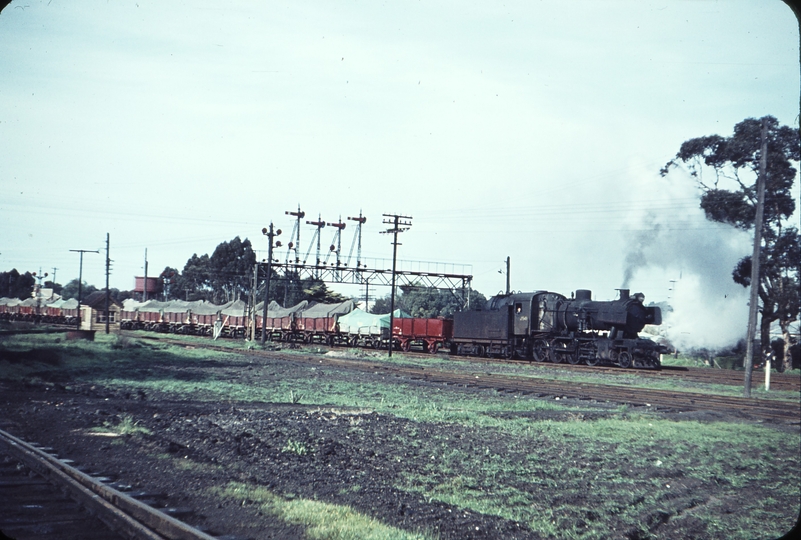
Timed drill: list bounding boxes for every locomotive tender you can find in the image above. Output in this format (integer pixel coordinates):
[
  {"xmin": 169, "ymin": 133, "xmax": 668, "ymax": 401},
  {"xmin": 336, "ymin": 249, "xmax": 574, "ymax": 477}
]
[{"xmin": 451, "ymin": 288, "xmax": 665, "ymax": 368}]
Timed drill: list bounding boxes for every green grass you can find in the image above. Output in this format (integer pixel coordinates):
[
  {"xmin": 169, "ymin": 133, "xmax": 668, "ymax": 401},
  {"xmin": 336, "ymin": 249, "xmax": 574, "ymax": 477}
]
[
  {"xmin": 392, "ymin": 413, "xmax": 799, "ymax": 539},
  {"xmin": 2, "ymin": 331, "xmax": 799, "ymax": 540},
  {"xmin": 89, "ymin": 414, "xmax": 152, "ymax": 436},
  {"xmin": 218, "ymin": 482, "xmax": 436, "ymax": 540}
]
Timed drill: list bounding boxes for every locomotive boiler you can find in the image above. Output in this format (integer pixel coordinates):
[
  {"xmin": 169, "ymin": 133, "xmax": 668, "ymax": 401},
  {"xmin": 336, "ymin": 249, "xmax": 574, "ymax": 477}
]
[{"xmin": 451, "ymin": 289, "xmax": 665, "ymax": 368}]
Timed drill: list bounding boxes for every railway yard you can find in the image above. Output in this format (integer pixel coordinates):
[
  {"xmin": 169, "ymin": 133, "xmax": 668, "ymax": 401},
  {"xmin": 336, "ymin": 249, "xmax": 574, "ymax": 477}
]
[{"xmin": 1, "ymin": 328, "xmax": 799, "ymax": 540}]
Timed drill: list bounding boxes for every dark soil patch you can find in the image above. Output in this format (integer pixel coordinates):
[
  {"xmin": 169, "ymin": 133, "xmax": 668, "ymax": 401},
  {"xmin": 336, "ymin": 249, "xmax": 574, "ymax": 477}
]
[
  {"xmin": 1, "ymin": 344, "xmax": 799, "ymax": 540},
  {"xmin": 0, "ymin": 347, "xmax": 61, "ymax": 365}
]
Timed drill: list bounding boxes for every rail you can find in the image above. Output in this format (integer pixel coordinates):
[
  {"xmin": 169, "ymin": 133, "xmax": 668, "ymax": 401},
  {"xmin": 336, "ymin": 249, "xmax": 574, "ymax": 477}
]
[{"xmin": 0, "ymin": 428, "xmax": 218, "ymax": 540}]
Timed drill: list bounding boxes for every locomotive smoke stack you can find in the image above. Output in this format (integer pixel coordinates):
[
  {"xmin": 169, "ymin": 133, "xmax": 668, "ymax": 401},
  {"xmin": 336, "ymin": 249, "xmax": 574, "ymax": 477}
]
[
  {"xmin": 618, "ymin": 289, "xmax": 630, "ymax": 300},
  {"xmin": 575, "ymin": 289, "xmax": 592, "ymax": 301}
]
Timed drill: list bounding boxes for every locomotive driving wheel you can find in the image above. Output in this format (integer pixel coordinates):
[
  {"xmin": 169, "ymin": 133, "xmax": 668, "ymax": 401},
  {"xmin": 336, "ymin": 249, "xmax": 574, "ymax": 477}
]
[
  {"xmin": 550, "ymin": 340, "xmax": 569, "ymax": 363},
  {"xmin": 532, "ymin": 339, "xmax": 550, "ymax": 362}
]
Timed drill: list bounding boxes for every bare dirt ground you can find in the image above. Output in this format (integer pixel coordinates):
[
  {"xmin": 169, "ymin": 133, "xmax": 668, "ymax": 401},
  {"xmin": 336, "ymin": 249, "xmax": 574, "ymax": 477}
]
[{"xmin": 1, "ymin": 342, "xmax": 799, "ymax": 540}]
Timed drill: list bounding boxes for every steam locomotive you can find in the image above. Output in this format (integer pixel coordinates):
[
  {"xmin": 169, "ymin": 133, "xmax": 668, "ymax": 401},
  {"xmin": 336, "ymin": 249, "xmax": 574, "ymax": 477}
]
[{"xmin": 451, "ymin": 288, "xmax": 665, "ymax": 368}]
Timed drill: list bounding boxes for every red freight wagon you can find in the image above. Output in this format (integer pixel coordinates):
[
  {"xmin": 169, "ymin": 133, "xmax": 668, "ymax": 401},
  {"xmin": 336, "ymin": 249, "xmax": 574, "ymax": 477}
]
[
  {"xmin": 253, "ymin": 315, "xmax": 287, "ymax": 341},
  {"xmin": 393, "ymin": 318, "xmax": 454, "ymax": 353},
  {"xmin": 120, "ymin": 309, "xmax": 139, "ymax": 321},
  {"xmin": 300, "ymin": 316, "xmax": 337, "ymax": 343},
  {"xmin": 163, "ymin": 310, "xmax": 186, "ymax": 324},
  {"xmin": 193, "ymin": 313, "xmax": 218, "ymax": 326},
  {"xmin": 119, "ymin": 309, "xmax": 140, "ymax": 329}
]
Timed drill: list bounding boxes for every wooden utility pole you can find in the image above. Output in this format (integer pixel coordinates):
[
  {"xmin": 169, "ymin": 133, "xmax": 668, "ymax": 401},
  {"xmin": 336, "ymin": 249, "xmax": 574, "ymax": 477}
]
[
  {"xmin": 743, "ymin": 118, "xmax": 769, "ymax": 398},
  {"xmin": 143, "ymin": 249, "xmax": 149, "ymax": 302},
  {"xmin": 105, "ymin": 233, "xmax": 111, "ymax": 334},
  {"xmin": 251, "ymin": 262, "xmax": 259, "ymax": 341},
  {"xmin": 70, "ymin": 249, "xmax": 99, "ymax": 330},
  {"xmin": 381, "ymin": 214, "xmax": 412, "ymax": 358}
]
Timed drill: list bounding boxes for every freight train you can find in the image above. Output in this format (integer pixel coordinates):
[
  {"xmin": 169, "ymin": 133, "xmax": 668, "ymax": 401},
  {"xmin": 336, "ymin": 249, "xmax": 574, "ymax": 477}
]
[{"xmin": 0, "ymin": 287, "xmax": 666, "ymax": 369}]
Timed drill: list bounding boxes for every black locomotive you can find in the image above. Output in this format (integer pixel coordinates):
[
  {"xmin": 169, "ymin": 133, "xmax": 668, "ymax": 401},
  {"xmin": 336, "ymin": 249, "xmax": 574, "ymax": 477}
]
[{"xmin": 451, "ymin": 288, "xmax": 665, "ymax": 368}]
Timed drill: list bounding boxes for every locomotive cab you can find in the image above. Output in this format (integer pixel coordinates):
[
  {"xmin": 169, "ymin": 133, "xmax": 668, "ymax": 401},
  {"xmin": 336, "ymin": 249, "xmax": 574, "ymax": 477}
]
[{"xmin": 484, "ymin": 291, "xmax": 565, "ymax": 336}]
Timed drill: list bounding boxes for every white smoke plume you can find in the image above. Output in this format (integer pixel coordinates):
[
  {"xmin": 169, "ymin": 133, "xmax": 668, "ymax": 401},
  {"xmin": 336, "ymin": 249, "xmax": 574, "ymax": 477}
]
[{"xmin": 622, "ymin": 172, "xmax": 752, "ymax": 352}]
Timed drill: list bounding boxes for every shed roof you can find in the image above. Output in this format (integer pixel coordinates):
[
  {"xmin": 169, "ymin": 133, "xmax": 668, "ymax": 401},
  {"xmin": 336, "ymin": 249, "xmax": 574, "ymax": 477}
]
[{"xmin": 82, "ymin": 291, "xmax": 122, "ymax": 310}]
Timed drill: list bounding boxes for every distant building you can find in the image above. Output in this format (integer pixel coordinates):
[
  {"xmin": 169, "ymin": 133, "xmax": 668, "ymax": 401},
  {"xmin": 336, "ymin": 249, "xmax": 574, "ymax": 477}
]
[{"xmin": 80, "ymin": 291, "xmax": 122, "ymax": 332}]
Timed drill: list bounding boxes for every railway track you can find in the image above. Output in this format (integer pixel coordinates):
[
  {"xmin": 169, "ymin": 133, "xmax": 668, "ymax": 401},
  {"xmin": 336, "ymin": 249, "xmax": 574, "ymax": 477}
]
[
  {"xmin": 468, "ymin": 357, "xmax": 801, "ymax": 393},
  {"xmin": 393, "ymin": 348, "xmax": 801, "ymax": 392},
  {"xmin": 119, "ymin": 328, "xmax": 801, "ymax": 392},
  {"xmin": 145, "ymin": 335, "xmax": 801, "ymax": 423},
  {"xmin": 0, "ymin": 429, "xmax": 233, "ymax": 540}
]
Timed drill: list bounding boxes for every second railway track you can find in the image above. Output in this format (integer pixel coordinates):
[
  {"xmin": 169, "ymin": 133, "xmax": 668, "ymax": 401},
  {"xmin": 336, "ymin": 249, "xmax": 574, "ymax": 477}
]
[{"xmin": 142, "ymin": 335, "xmax": 801, "ymax": 424}]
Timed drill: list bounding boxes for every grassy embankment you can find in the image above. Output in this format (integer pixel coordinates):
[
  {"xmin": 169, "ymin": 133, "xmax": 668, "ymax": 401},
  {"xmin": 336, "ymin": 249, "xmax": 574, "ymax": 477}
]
[{"xmin": 1, "ymin": 332, "xmax": 799, "ymax": 540}]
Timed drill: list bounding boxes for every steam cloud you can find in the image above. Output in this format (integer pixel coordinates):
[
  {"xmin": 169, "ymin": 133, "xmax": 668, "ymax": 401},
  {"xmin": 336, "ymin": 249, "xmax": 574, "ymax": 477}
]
[{"xmin": 622, "ymin": 212, "xmax": 751, "ymax": 352}]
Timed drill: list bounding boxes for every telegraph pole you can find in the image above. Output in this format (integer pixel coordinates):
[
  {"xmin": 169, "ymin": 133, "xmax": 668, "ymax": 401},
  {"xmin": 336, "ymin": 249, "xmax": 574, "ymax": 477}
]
[
  {"xmin": 143, "ymin": 249, "xmax": 149, "ymax": 301},
  {"xmin": 105, "ymin": 233, "xmax": 111, "ymax": 334},
  {"xmin": 251, "ymin": 262, "xmax": 259, "ymax": 341},
  {"xmin": 381, "ymin": 214, "xmax": 412, "ymax": 357},
  {"xmin": 260, "ymin": 223, "xmax": 282, "ymax": 345},
  {"xmin": 743, "ymin": 118, "xmax": 769, "ymax": 398},
  {"xmin": 70, "ymin": 249, "xmax": 99, "ymax": 330}
]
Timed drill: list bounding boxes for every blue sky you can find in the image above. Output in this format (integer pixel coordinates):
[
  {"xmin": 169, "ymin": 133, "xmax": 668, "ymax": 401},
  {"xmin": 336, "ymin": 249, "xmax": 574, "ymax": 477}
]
[{"xmin": 1, "ymin": 0, "xmax": 798, "ymax": 348}]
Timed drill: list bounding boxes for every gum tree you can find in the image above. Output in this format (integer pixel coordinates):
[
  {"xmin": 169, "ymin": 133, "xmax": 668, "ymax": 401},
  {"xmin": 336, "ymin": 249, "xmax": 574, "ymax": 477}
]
[{"xmin": 661, "ymin": 116, "xmax": 800, "ymax": 371}]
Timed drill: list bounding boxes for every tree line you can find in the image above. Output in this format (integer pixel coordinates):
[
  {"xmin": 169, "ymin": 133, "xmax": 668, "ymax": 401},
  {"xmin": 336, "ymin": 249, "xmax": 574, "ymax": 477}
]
[
  {"xmin": 0, "ymin": 236, "xmax": 487, "ymax": 318},
  {"xmin": 661, "ymin": 115, "xmax": 799, "ymax": 372}
]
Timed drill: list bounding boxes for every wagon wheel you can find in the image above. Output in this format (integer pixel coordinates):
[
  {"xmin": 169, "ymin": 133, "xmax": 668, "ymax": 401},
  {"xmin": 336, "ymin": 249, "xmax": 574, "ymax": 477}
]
[
  {"xmin": 474, "ymin": 345, "xmax": 485, "ymax": 357},
  {"xmin": 504, "ymin": 346, "xmax": 515, "ymax": 360},
  {"xmin": 401, "ymin": 340, "xmax": 411, "ymax": 353},
  {"xmin": 618, "ymin": 351, "xmax": 632, "ymax": 369},
  {"xmin": 327, "ymin": 334, "xmax": 336, "ymax": 347},
  {"xmin": 532, "ymin": 339, "xmax": 549, "ymax": 362},
  {"xmin": 430, "ymin": 342, "xmax": 440, "ymax": 354}
]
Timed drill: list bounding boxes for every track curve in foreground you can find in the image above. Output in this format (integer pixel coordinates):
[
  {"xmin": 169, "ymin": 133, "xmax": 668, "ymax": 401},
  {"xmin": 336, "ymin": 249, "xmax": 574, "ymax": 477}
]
[{"xmin": 0, "ymin": 428, "xmax": 221, "ymax": 540}]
